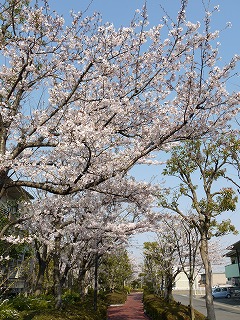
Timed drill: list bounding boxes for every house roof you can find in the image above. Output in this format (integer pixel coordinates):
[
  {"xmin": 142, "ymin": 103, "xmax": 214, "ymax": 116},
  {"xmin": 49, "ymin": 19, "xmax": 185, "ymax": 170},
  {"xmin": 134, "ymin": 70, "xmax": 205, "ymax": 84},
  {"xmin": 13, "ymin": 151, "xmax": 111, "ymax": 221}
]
[
  {"xmin": 225, "ymin": 240, "xmax": 240, "ymax": 257},
  {"xmin": 2, "ymin": 178, "xmax": 34, "ymax": 201},
  {"xmin": 4, "ymin": 185, "xmax": 34, "ymax": 201},
  {"xmin": 226, "ymin": 240, "xmax": 240, "ymax": 251}
]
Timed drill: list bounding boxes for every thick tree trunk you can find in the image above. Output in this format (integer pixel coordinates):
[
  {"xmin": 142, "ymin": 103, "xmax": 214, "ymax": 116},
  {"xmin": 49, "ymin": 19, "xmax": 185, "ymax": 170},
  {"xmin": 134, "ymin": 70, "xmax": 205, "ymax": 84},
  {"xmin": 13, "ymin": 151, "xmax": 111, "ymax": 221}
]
[
  {"xmin": 160, "ymin": 276, "xmax": 164, "ymax": 297},
  {"xmin": 53, "ymin": 246, "xmax": 71, "ymax": 309},
  {"xmin": 34, "ymin": 243, "xmax": 48, "ymax": 295},
  {"xmin": 53, "ymin": 235, "xmax": 62, "ymax": 309},
  {"xmin": 152, "ymin": 275, "xmax": 157, "ymax": 294},
  {"xmin": 0, "ymin": 171, "xmax": 8, "ymax": 199},
  {"xmin": 61, "ymin": 263, "xmax": 72, "ymax": 289},
  {"xmin": 93, "ymin": 252, "xmax": 98, "ymax": 311},
  {"xmin": 199, "ymin": 236, "xmax": 216, "ymax": 320},
  {"xmin": 78, "ymin": 268, "xmax": 88, "ymax": 297},
  {"xmin": 35, "ymin": 263, "xmax": 46, "ymax": 295},
  {"xmin": 164, "ymin": 273, "xmax": 173, "ymax": 303},
  {"xmin": 77, "ymin": 254, "xmax": 96, "ymax": 296}
]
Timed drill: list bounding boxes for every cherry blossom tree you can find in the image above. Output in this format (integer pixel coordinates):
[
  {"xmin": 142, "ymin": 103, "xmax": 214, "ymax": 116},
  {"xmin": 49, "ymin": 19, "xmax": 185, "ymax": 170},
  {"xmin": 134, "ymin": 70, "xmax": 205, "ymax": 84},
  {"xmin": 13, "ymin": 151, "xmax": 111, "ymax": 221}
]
[
  {"xmin": 0, "ymin": 0, "xmax": 239, "ymax": 311},
  {"xmin": 14, "ymin": 176, "xmax": 157, "ymax": 307},
  {"xmin": 0, "ymin": 0, "xmax": 239, "ymax": 199}
]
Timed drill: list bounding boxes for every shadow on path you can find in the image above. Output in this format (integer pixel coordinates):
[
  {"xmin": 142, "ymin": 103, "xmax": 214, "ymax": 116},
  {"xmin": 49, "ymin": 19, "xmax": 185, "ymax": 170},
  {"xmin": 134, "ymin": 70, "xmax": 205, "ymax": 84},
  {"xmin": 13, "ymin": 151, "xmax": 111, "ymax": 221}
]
[{"xmin": 107, "ymin": 292, "xmax": 150, "ymax": 320}]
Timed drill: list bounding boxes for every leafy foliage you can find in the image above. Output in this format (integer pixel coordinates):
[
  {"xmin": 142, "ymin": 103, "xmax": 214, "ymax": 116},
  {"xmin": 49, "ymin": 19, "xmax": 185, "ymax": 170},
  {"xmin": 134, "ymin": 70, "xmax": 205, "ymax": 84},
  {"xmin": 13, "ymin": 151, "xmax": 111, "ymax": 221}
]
[
  {"xmin": 0, "ymin": 299, "xmax": 21, "ymax": 320},
  {"xmin": 10, "ymin": 295, "xmax": 53, "ymax": 311},
  {"xmin": 99, "ymin": 248, "xmax": 133, "ymax": 291},
  {"xmin": 160, "ymin": 136, "xmax": 239, "ymax": 237},
  {"xmin": 0, "ymin": 293, "xmax": 107, "ymax": 320},
  {"xmin": 159, "ymin": 135, "xmax": 239, "ymax": 320}
]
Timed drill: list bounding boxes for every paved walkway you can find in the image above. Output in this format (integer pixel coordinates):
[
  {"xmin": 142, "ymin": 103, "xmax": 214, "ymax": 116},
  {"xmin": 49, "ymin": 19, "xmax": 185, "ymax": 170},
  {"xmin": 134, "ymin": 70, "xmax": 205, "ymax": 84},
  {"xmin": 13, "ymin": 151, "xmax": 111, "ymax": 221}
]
[{"xmin": 107, "ymin": 292, "xmax": 150, "ymax": 320}]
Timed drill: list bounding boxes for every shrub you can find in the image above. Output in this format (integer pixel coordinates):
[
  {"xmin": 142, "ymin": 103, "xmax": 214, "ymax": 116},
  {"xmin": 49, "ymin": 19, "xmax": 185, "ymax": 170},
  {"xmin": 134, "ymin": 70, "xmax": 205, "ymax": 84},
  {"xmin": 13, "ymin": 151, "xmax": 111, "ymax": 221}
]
[
  {"xmin": 10, "ymin": 295, "xmax": 53, "ymax": 311},
  {"xmin": 143, "ymin": 292, "xmax": 206, "ymax": 320},
  {"xmin": 124, "ymin": 286, "xmax": 131, "ymax": 294},
  {"xmin": 0, "ymin": 308, "xmax": 21, "ymax": 320},
  {"xmin": 0, "ymin": 293, "xmax": 108, "ymax": 320},
  {"xmin": 0, "ymin": 309, "xmax": 20, "ymax": 320},
  {"xmin": 105, "ymin": 290, "xmax": 127, "ymax": 305},
  {"xmin": 0, "ymin": 299, "xmax": 20, "ymax": 320},
  {"xmin": 62, "ymin": 291, "xmax": 81, "ymax": 304}
]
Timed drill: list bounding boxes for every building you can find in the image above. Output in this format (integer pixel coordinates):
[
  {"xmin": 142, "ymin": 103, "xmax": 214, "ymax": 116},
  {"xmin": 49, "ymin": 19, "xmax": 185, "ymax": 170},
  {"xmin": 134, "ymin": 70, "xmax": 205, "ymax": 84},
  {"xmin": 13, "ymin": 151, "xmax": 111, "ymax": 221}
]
[
  {"xmin": 224, "ymin": 240, "xmax": 240, "ymax": 286},
  {"xmin": 173, "ymin": 271, "xmax": 227, "ymax": 296},
  {"xmin": 173, "ymin": 271, "xmax": 204, "ymax": 296},
  {"xmin": 199, "ymin": 273, "xmax": 227, "ymax": 287},
  {"xmin": 0, "ymin": 183, "xmax": 33, "ymax": 296},
  {"xmin": 0, "ymin": 183, "xmax": 33, "ymax": 219}
]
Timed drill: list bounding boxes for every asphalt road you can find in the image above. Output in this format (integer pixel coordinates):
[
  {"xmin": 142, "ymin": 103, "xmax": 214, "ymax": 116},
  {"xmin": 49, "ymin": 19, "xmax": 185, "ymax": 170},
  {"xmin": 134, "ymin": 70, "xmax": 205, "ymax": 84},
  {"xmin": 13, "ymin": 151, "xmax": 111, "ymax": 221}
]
[{"xmin": 173, "ymin": 294, "xmax": 240, "ymax": 320}]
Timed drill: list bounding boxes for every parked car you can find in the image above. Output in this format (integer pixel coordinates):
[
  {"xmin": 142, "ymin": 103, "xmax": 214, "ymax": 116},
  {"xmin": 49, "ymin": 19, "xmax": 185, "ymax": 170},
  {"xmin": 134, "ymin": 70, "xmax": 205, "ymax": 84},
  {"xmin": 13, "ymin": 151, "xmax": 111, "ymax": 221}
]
[
  {"xmin": 229, "ymin": 286, "xmax": 240, "ymax": 297},
  {"xmin": 212, "ymin": 287, "xmax": 231, "ymax": 299}
]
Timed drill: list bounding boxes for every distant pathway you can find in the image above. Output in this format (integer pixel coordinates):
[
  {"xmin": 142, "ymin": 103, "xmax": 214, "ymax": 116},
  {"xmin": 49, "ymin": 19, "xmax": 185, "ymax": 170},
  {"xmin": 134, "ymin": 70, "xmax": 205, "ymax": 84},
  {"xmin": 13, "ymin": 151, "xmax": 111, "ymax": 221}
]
[{"xmin": 107, "ymin": 292, "xmax": 150, "ymax": 320}]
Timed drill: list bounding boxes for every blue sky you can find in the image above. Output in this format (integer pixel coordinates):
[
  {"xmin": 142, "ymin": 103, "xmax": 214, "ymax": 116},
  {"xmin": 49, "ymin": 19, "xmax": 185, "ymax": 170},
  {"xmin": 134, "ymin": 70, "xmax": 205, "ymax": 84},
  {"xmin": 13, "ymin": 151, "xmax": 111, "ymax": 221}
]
[
  {"xmin": 52, "ymin": 0, "xmax": 240, "ymax": 66},
  {"xmin": 51, "ymin": 0, "xmax": 240, "ymax": 260}
]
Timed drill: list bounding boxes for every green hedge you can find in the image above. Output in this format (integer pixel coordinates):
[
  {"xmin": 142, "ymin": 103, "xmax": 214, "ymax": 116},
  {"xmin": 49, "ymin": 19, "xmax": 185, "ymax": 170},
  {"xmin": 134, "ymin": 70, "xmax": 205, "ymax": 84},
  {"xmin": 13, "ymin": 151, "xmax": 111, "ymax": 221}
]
[
  {"xmin": 143, "ymin": 292, "xmax": 207, "ymax": 320},
  {"xmin": 105, "ymin": 290, "xmax": 128, "ymax": 305}
]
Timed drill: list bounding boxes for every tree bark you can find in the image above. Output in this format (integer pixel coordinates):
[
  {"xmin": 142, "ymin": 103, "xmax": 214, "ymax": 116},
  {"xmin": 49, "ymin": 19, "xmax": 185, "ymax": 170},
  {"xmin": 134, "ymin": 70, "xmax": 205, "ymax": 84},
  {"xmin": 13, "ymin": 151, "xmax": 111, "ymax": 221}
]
[
  {"xmin": 78, "ymin": 268, "xmax": 88, "ymax": 297},
  {"xmin": 188, "ymin": 278, "xmax": 195, "ymax": 320},
  {"xmin": 34, "ymin": 243, "xmax": 48, "ymax": 296},
  {"xmin": 0, "ymin": 171, "xmax": 9, "ymax": 199},
  {"xmin": 199, "ymin": 235, "xmax": 216, "ymax": 320},
  {"xmin": 164, "ymin": 273, "xmax": 174, "ymax": 303},
  {"xmin": 93, "ymin": 252, "xmax": 98, "ymax": 311},
  {"xmin": 53, "ymin": 234, "xmax": 62, "ymax": 309}
]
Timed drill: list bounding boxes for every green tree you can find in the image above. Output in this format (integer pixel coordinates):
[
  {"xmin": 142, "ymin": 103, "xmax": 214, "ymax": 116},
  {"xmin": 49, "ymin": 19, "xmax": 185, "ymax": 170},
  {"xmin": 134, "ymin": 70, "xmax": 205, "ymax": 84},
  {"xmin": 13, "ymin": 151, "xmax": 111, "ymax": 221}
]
[
  {"xmin": 143, "ymin": 242, "xmax": 163, "ymax": 295},
  {"xmin": 143, "ymin": 240, "xmax": 181, "ymax": 302},
  {"xmin": 158, "ymin": 135, "xmax": 239, "ymax": 320},
  {"xmin": 98, "ymin": 248, "xmax": 133, "ymax": 292}
]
